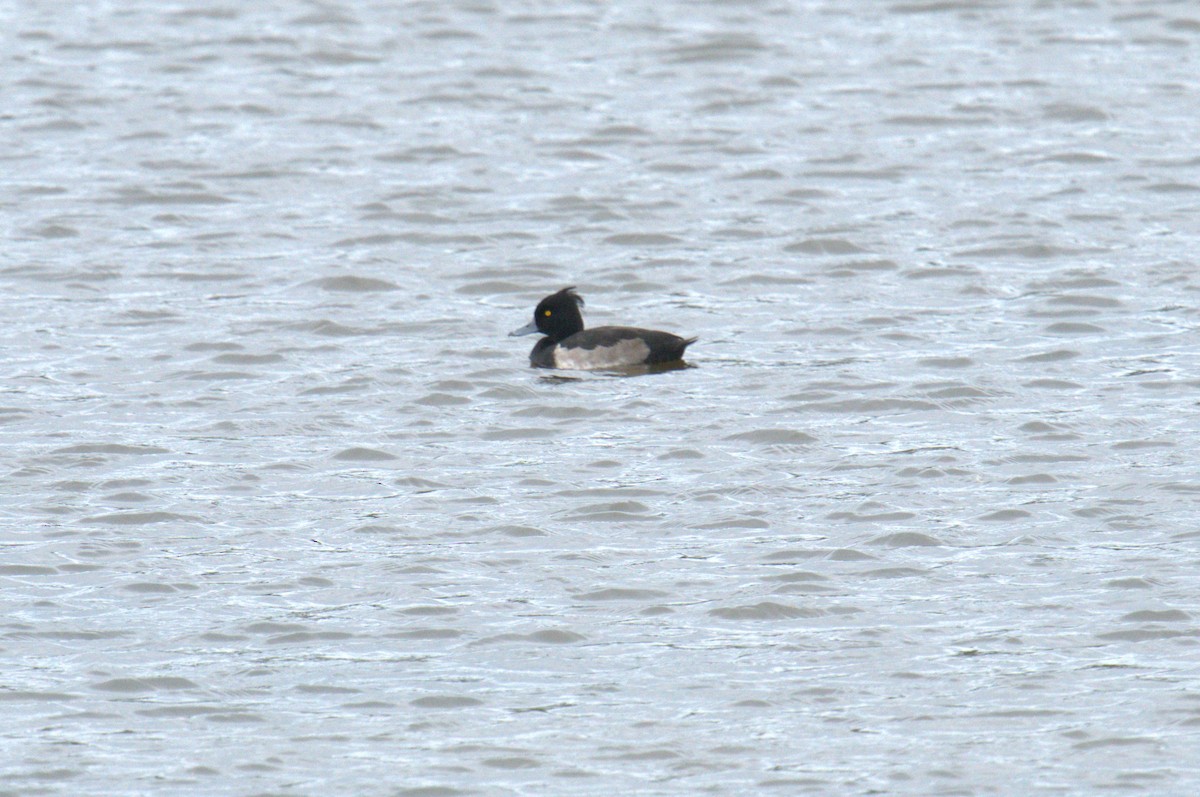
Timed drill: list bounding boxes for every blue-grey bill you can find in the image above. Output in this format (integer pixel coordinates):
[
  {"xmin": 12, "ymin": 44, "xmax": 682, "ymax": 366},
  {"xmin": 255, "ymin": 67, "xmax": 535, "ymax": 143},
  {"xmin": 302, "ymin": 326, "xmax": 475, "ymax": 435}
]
[{"xmin": 509, "ymin": 321, "xmax": 540, "ymax": 337}]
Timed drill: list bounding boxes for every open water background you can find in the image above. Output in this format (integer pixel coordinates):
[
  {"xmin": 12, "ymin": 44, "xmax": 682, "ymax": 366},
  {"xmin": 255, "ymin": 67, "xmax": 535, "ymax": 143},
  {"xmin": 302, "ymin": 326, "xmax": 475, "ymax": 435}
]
[{"xmin": 3, "ymin": 1, "xmax": 1200, "ymax": 794}]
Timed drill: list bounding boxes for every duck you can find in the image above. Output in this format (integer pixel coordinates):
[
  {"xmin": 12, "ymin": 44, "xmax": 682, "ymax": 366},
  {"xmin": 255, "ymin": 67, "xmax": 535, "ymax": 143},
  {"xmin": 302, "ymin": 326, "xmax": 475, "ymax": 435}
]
[{"xmin": 509, "ymin": 287, "xmax": 697, "ymax": 370}]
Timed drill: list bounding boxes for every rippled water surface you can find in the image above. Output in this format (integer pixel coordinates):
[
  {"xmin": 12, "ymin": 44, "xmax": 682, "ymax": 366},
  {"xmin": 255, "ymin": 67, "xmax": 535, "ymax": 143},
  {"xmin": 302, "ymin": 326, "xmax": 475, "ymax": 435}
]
[{"xmin": 4, "ymin": 1, "xmax": 1200, "ymax": 794}]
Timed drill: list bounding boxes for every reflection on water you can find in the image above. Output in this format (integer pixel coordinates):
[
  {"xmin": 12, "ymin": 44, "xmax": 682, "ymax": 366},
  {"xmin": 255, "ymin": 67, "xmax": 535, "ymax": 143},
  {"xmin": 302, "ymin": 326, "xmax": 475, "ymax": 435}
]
[
  {"xmin": 4, "ymin": 0, "xmax": 1200, "ymax": 794},
  {"xmin": 533, "ymin": 360, "xmax": 697, "ymax": 380}
]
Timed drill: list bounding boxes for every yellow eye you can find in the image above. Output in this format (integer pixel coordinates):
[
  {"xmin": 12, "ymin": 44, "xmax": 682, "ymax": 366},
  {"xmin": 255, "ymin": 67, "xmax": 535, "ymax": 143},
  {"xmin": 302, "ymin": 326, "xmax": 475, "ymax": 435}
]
[{"xmin": 543, "ymin": 310, "xmax": 552, "ymax": 317}]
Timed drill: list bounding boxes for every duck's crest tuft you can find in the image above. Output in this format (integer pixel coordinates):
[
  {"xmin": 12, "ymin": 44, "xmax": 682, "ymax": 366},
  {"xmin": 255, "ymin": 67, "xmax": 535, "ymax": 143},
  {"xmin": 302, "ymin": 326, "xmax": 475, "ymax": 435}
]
[{"xmin": 557, "ymin": 286, "xmax": 584, "ymax": 307}]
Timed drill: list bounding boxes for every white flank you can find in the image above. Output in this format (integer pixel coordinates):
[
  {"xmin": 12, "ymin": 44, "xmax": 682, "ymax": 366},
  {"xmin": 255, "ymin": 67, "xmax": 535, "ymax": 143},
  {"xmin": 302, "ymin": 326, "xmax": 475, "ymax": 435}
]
[{"xmin": 554, "ymin": 338, "xmax": 651, "ymax": 369}]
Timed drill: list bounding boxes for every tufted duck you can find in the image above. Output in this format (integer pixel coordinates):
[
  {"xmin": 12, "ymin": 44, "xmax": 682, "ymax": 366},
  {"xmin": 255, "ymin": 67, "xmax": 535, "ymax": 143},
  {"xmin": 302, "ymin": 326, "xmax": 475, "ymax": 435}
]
[{"xmin": 509, "ymin": 287, "xmax": 696, "ymax": 370}]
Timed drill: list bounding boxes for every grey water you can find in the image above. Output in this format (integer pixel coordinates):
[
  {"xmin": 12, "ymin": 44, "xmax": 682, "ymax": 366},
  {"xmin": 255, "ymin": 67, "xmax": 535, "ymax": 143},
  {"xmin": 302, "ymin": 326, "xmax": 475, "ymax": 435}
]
[{"xmin": 3, "ymin": 1, "xmax": 1200, "ymax": 794}]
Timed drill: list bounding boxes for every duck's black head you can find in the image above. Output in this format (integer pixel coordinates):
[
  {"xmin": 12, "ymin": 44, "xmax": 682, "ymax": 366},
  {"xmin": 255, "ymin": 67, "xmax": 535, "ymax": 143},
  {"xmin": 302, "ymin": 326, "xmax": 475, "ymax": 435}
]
[{"xmin": 510, "ymin": 287, "xmax": 585, "ymax": 342}]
